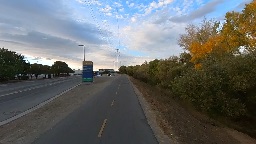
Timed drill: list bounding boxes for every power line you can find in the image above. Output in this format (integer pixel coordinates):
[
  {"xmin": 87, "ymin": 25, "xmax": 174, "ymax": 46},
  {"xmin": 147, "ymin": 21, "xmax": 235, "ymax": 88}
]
[
  {"xmin": 85, "ymin": 0, "xmax": 116, "ymax": 51},
  {"xmin": 82, "ymin": 0, "xmax": 124, "ymax": 70}
]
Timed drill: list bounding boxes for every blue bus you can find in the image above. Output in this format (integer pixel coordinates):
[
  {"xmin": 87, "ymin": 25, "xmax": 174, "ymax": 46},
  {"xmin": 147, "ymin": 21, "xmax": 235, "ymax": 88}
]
[{"xmin": 82, "ymin": 61, "xmax": 93, "ymax": 82}]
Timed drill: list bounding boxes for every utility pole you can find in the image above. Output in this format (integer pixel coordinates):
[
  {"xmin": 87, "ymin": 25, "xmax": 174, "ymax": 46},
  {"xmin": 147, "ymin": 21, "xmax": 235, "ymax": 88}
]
[
  {"xmin": 115, "ymin": 49, "xmax": 120, "ymax": 71},
  {"xmin": 113, "ymin": 61, "xmax": 115, "ymax": 71}
]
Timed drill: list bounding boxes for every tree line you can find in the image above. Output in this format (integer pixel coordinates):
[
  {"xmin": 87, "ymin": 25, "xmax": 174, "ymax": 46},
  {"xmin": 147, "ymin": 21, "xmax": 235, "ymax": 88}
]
[
  {"xmin": 0, "ymin": 48, "xmax": 74, "ymax": 81},
  {"xmin": 119, "ymin": 0, "xmax": 256, "ymax": 124}
]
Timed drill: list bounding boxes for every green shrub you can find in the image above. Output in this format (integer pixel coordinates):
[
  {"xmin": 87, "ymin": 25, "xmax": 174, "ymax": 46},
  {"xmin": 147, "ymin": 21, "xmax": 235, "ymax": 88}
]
[{"xmin": 172, "ymin": 53, "xmax": 248, "ymax": 118}]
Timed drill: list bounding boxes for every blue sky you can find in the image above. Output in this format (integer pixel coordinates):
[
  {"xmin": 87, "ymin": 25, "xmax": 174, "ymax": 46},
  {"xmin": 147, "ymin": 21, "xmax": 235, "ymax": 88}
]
[{"xmin": 0, "ymin": 0, "xmax": 252, "ymax": 70}]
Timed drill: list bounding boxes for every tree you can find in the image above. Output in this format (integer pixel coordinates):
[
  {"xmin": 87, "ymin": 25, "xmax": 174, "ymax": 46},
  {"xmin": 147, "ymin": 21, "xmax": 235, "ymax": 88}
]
[
  {"xmin": 156, "ymin": 58, "xmax": 180, "ymax": 88},
  {"xmin": 220, "ymin": 1, "xmax": 256, "ymax": 54},
  {"xmin": 126, "ymin": 66, "xmax": 135, "ymax": 76},
  {"xmin": 133, "ymin": 62, "xmax": 150, "ymax": 83},
  {"xmin": 148, "ymin": 59, "xmax": 160, "ymax": 84},
  {"xmin": 240, "ymin": 0, "xmax": 256, "ymax": 51},
  {"xmin": 119, "ymin": 66, "xmax": 127, "ymax": 74},
  {"xmin": 239, "ymin": 0, "xmax": 256, "ymax": 52},
  {"xmin": 30, "ymin": 63, "xmax": 43, "ymax": 79},
  {"xmin": 179, "ymin": 52, "xmax": 192, "ymax": 64},
  {"xmin": 189, "ymin": 34, "xmax": 227, "ymax": 63},
  {"xmin": 51, "ymin": 61, "xmax": 73, "ymax": 77},
  {"xmin": 0, "ymin": 48, "xmax": 28, "ymax": 81},
  {"xmin": 221, "ymin": 11, "xmax": 245, "ymax": 53},
  {"xmin": 178, "ymin": 19, "xmax": 219, "ymax": 50},
  {"xmin": 41, "ymin": 65, "xmax": 51, "ymax": 78},
  {"xmin": 178, "ymin": 19, "xmax": 221, "ymax": 63}
]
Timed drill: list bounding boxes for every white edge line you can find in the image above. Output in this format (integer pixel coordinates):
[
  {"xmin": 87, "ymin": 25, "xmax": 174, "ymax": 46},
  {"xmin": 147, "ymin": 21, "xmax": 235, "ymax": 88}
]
[{"xmin": 0, "ymin": 83, "xmax": 82, "ymax": 126}]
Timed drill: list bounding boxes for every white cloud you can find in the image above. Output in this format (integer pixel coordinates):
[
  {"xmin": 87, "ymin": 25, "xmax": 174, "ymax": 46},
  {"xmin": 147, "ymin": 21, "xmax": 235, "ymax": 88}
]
[
  {"xmin": 76, "ymin": 0, "xmax": 85, "ymax": 4},
  {"xmin": 76, "ymin": 0, "xmax": 102, "ymax": 6},
  {"xmin": 152, "ymin": 8, "xmax": 170, "ymax": 24},
  {"xmin": 106, "ymin": 12, "xmax": 112, "ymax": 16},
  {"xmin": 122, "ymin": 21, "xmax": 185, "ymax": 58},
  {"xmin": 114, "ymin": 2, "xmax": 123, "ymax": 8},
  {"xmin": 131, "ymin": 17, "xmax": 136, "ymax": 22},
  {"xmin": 129, "ymin": 3, "xmax": 135, "ymax": 8},
  {"xmin": 100, "ymin": 5, "xmax": 112, "ymax": 13},
  {"xmin": 144, "ymin": 0, "xmax": 174, "ymax": 15},
  {"xmin": 119, "ymin": 8, "xmax": 124, "ymax": 12},
  {"xmin": 165, "ymin": 0, "xmax": 174, "ymax": 4},
  {"xmin": 116, "ymin": 14, "xmax": 124, "ymax": 19},
  {"xmin": 0, "ymin": 0, "xmax": 113, "ymax": 69},
  {"xmin": 170, "ymin": 0, "xmax": 225, "ymax": 22}
]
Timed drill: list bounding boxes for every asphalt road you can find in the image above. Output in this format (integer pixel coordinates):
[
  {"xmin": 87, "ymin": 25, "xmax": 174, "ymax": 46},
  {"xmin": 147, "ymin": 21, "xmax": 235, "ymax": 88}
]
[
  {"xmin": 33, "ymin": 75, "xmax": 158, "ymax": 144},
  {"xmin": 0, "ymin": 76, "xmax": 81, "ymax": 122}
]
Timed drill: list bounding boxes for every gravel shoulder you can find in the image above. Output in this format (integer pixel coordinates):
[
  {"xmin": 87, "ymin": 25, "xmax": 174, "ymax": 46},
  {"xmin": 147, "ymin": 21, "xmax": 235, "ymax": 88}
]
[{"xmin": 0, "ymin": 77, "xmax": 116, "ymax": 144}]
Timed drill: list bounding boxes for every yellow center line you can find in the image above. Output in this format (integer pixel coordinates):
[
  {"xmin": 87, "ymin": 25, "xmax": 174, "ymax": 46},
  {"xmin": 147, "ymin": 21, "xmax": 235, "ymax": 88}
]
[
  {"xmin": 111, "ymin": 100, "xmax": 115, "ymax": 106},
  {"xmin": 98, "ymin": 119, "xmax": 107, "ymax": 138}
]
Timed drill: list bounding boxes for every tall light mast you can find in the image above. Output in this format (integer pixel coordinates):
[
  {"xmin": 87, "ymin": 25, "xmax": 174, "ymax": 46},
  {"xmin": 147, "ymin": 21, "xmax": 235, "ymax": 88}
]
[{"xmin": 115, "ymin": 49, "xmax": 120, "ymax": 71}]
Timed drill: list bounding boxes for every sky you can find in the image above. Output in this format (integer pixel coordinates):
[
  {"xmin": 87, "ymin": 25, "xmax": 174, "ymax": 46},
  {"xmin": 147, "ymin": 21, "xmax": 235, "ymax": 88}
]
[{"xmin": 0, "ymin": 0, "xmax": 252, "ymax": 70}]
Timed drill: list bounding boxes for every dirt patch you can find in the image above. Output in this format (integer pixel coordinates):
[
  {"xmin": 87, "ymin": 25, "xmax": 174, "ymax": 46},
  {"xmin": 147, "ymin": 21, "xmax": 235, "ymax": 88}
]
[
  {"xmin": 130, "ymin": 77, "xmax": 256, "ymax": 144},
  {"xmin": 0, "ymin": 77, "xmax": 115, "ymax": 144}
]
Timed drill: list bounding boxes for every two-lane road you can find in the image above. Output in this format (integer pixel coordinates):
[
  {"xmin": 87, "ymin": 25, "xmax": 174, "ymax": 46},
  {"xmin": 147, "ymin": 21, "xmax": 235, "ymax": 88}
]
[
  {"xmin": 0, "ymin": 76, "xmax": 81, "ymax": 122},
  {"xmin": 33, "ymin": 75, "xmax": 158, "ymax": 144}
]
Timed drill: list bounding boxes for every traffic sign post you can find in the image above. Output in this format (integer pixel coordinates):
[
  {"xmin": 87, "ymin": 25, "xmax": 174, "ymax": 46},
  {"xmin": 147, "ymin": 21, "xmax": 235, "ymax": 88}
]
[{"xmin": 82, "ymin": 61, "xmax": 93, "ymax": 82}]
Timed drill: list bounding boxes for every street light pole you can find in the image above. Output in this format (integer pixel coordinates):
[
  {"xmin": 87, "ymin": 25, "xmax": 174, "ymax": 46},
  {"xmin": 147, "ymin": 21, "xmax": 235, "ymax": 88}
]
[
  {"xmin": 113, "ymin": 61, "xmax": 115, "ymax": 70},
  {"xmin": 83, "ymin": 46, "xmax": 85, "ymax": 61},
  {"xmin": 115, "ymin": 49, "xmax": 120, "ymax": 71},
  {"xmin": 78, "ymin": 44, "xmax": 85, "ymax": 61}
]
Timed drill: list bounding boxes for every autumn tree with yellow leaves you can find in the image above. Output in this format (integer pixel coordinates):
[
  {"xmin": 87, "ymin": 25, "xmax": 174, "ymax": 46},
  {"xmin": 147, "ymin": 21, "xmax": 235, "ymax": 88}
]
[
  {"xmin": 179, "ymin": 0, "xmax": 256, "ymax": 64},
  {"xmin": 178, "ymin": 19, "xmax": 220, "ymax": 63},
  {"xmin": 239, "ymin": 0, "xmax": 256, "ymax": 51}
]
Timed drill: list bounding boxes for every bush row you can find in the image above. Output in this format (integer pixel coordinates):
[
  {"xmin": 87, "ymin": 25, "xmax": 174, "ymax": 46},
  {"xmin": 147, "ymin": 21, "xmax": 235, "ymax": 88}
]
[{"xmin": 120, "ymin": 52, "xmax": 256, "ymax": 119}]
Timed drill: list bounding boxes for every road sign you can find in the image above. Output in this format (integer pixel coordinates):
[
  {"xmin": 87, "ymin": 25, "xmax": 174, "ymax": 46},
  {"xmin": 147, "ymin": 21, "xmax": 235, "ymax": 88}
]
[{"xmin": 82, "ymin": 61, "xmax": 93, "ymax": 82}]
